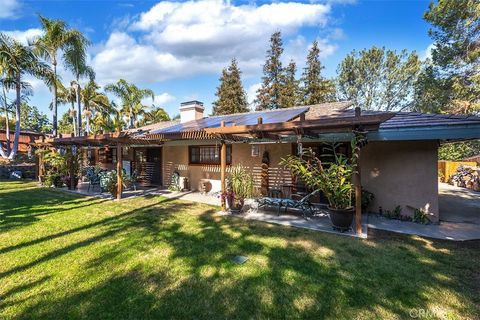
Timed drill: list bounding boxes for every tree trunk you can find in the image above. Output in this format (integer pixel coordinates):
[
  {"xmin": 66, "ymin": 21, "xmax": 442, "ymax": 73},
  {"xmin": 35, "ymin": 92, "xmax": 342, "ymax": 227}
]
[
  {"xmin": 52, "ymin": 58, "xmax": 58, "ymax": 137},
  {"xmin": 71, "ymin": 102, "xmax": 77, "ymax": 136},
  {"xmin": 8, "ymin": 74, "xmax": 21, "ymax": 160},
  {"xmin": 85, "ymin": 101, "xmax": 90, "ymax": 134},
  {"xmin": 0, "ymin": 85, "xmax": 9, "ymax": 158},
  {"xmin": 76, "ymin": 79, "xmax": 82, "ymax": 136}
]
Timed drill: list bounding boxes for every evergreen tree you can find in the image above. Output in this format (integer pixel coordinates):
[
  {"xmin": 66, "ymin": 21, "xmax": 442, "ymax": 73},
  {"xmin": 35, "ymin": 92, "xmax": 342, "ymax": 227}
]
[
  {"xmin": 300, "ymin": 41, "xmax": 335, "ymax": 105},
  {"xmin": 416, "ymin": 0, "xmax": 480, "ymax": 114},
  {"xmin": 279, "ymin": 60, "xmax": 300, "ymax": 108},
  {"xmin": 212, "ymin": 58, "xmax": 249, "ymax": 115},
  {"xmin": 255, "ymin": 31, "xmax": 285, "ymax": 110},
  {"xmin": 20, "ymin": 103, "xmax": 51, "ymax": 132},
  {"xmin": 337, "ymin": 46, "xmax": 420, "ymax": 111}
]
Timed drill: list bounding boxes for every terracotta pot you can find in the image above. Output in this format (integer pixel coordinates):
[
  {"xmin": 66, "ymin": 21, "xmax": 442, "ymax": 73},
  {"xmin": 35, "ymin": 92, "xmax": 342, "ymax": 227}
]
[
  {"xmin": 328, "ymin": 206, "xmax": 354, "ymax": 232},
  {"xmin": 227, "ymin": 195, "xmax": 244, "ymax": 214}
]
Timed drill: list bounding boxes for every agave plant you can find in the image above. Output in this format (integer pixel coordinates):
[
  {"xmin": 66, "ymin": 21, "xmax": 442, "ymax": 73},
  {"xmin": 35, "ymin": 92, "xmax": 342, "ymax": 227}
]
[{"xmin": 222, "ymin": 165, "xmax": 254, "ymax": 213}]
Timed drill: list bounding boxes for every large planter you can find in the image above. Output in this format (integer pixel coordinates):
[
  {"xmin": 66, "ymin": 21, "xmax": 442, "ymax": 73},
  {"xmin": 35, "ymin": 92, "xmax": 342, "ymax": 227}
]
[
  {"xmin": 226, "ymin": 194, "xmax": 244, "ymax": 214},
  {"xmin": 328, "ymin": 206, "xmax": 354, "ymax": 232},
  {"xmin": 63, "ymin": 176, "xmax": 79, "ymax": 190}
]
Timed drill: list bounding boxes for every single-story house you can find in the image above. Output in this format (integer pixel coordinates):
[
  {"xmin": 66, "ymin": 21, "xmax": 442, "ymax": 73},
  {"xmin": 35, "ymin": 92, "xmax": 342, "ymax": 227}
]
[{"xmin": 37, "ymin": 100, "xmax": 480, "ymax": 225}]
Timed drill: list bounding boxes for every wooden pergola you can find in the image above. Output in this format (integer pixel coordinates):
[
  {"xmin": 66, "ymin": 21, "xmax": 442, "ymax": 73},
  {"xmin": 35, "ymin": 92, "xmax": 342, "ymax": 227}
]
[{"xmin": 35, "ymin": 108, "xmax": 394, "ymax": 235}]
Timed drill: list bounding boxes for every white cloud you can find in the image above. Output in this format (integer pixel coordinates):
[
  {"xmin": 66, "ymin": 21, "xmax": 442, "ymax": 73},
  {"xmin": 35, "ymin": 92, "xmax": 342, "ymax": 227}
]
[
  {"xmin": 422, "ymin": 43, "xmax": 436, "ymax": 61},
  {"xmin": 0, "ymin": 0, "xmax": 22, "ymax": 19},
  {"xmin": 141, "ymin": 92, "xmax": 176, "ymax": 106},
  {"xmin": 246, "ymin": 82, "xmax": 261, "ymax": 106},
  {"xmin": 93, "ymin": 0, "xmax": 338, "ymax": 83},
  {"xmin": 2, "ymin": 28, "xmax": 43, "ymax": 44}
]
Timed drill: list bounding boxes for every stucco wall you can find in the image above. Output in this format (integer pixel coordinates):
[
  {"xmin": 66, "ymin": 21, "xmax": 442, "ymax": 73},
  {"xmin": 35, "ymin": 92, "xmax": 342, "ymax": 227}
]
[
  {"xmin": 162, "ymin": 143, "xmax": 292, "ymax": 194},
  {"xmin": 162, "ymin": 140, "xmax": 440, "ymax": 222},
  {"xmin": 361, "ymin": 141, "xmax": 439, "ymax": 222}
]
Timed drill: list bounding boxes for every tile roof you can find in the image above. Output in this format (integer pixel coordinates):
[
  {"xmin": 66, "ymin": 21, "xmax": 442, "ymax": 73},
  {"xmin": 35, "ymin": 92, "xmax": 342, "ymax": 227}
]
[
  {"xmin": 339, "ymin": 110, "xmax": 480, "ymax": 129},
  {"xmin": 304, "ymin": 101, "xmax": 354, "ymax": 119},
  {"xmin": 380, "ymin": 112, "xmax": 480, "ymax": 129}
]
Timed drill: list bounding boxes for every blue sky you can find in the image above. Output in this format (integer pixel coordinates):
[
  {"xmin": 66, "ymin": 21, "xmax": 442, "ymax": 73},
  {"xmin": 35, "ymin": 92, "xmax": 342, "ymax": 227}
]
[{"xmin": 0, "ymin": 0, "xmax": 433, "ymax": 119}]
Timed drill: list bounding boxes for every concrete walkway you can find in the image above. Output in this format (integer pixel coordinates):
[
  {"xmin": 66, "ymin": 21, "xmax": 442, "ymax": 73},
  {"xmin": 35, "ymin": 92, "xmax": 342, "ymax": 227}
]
[
  {"xmin": 439, "ymin": 183, "xmax": 480, "ymax": 224},
  {"xmin": 366, "ymin": 215, "xmax": 480, "ymax": 241},
  {"xmin": 62, "ymin": 182, "xmax": 221, "ymax": 206}
]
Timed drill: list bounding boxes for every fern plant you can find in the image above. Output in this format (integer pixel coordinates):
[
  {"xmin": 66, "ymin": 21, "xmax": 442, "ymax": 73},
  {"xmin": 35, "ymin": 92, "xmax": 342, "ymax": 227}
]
[{"xmin": 280, "ymin": 136, "xmax": 363, "ymax": 210}]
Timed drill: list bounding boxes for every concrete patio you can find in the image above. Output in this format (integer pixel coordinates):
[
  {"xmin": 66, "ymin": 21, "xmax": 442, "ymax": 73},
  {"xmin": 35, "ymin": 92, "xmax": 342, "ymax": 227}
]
[
  {"xmin": 60, "ymin": 182, "xmax": 479, "ymax": 241},
  {"xmin": 61, "ymin": 182, "xmax": 221, "ymax": 206},
  {"xmin": 234, "ymin": 205, "xmax": 368, "ymax": 239}
]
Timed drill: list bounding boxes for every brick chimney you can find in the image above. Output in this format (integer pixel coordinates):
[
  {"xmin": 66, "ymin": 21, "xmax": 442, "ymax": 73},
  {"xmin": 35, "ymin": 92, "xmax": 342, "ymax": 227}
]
[{"xmin": 179, "ymin": 101, "xmax": 204, "ymax": 123}]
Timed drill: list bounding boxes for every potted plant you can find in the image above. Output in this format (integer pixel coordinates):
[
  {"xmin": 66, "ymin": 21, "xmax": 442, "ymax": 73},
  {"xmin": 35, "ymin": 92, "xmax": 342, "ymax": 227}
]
[
  {"xmin": 99, "ymin": 169, "xmax": 122, "ymax": 198},
  {"xmin": 62, "ymin": 175, "xmax": 79, "ymax": 189},
  {"xmin": 223, "ymin": 165, "xmax": 254, "ymax": 214},
  {"xmin": 281, "ymin": 138, "xmax": 362, "ymax": 231},
  {"xmin": 46, "ymin": 173, "xmax": 64, "ymax": 188}
]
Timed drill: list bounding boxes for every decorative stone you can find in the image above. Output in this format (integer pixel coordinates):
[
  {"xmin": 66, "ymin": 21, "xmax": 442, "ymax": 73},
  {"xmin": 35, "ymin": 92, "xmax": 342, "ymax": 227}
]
[
  {"xmin": 231, "ymin": 255, "xmax": 248, "ymax": 264},
  {"xmin": 9, "ymin": 170, "xmax": 22, "ymax": 179}
]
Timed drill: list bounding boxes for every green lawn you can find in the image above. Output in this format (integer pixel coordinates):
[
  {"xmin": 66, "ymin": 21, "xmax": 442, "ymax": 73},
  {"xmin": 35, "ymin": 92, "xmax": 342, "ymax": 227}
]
[{"xmin": 0, "ymin": 181, "xmax": 479, "ymax": 319}]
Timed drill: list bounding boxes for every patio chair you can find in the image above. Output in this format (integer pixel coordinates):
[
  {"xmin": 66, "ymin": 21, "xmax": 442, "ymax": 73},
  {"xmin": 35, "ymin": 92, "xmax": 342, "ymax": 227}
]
[
  {"xmin": 256, "ymin": 189, "xmax": 284, "ymax": 215},
  {"xmin": 281, "ymin": 189, "xmax": 321, "ymax": 219}
]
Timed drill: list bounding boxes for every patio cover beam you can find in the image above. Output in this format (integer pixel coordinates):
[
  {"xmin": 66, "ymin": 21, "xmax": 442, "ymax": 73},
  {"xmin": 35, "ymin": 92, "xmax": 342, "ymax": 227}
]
[{"xmin": 203, "ymin": 113, "xmax": 395, "ymax": 135}]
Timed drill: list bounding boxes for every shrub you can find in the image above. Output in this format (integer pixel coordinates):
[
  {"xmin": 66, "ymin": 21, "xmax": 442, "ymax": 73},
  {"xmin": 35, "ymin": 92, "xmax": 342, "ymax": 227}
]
[
  {"xmin": 99, "ymin": 170, "xmax": 121, "ymax": 197},
  {"xmin": 413, "ymin": 208, "xmax": 430, "ymax": 224}
]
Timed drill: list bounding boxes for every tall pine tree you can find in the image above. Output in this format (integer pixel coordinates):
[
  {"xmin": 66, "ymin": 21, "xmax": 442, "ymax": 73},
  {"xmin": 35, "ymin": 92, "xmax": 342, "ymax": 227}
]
[
  {"xmin": 417, "ymin": 0, "xmax": 480, "ymax": 114},
  {"xmin": 300, "ymin": 40, "xmax": 335, "ymax": 105},
  {"xmin": 279, "ymin": 60, "xmax": 300, "ymax": 108},
  {"xmin": 255, "ymin": 31, "xmax": 285, "ymax": 110},
  {"xmin": 212, "ymin": 58, "xmax": 249, "ymax": 115}
]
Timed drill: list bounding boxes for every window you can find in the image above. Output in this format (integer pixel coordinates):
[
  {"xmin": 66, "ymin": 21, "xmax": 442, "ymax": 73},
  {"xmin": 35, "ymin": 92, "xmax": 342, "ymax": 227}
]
[{"xmin": 189, "ymin": 145, "xmax": 232, "ymax": 165}]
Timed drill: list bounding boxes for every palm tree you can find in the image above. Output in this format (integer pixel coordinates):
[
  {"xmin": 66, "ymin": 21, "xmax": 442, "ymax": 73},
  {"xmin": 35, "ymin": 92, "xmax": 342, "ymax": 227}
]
[
  {"xmin": 56, "ymin": 81, "xmax": 77, "ymax": 135},
  {"xmin": 33, "ymin": 15, "xmax": 86, "ymax": 137},
  {"xmin": 104, "ymin": 79, "xmax": 154, "ymax": 129},
  {"xmin": 64, "ymin": 35, "xmax": 94, "ymax": 136},
  {"xmin": 110, "ymin": 103, "xmax": 126, "ymax": 132},
  {"xmin": 0, "ymin": 33, "xmax": 52, "ymax": 159},
  {"xmin": 0, "ymin": 73, "xmax": 13, "ymax": 155},
  {"xmin": 138, "ymin": 105, "xmax": 170, "ymax": 126},
  {"xmin": 81, "ymin": 80, "xmax": 111, "ymax": 133}
]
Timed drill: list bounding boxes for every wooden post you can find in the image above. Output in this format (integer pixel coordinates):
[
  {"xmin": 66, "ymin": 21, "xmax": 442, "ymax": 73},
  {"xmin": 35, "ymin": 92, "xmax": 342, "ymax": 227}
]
[
  {"xmin": 354, "ymin": 106, "xmax": 362, "ymax": 235},
  {"xmin": 220, "ymin": 121, "xmax": 227, "ymax": 211},
  {"xmin": 37, "ymin": 150, "xmax": 44, "ymax": 183},
  {"xmin": 68, "ymin": 148, "xmax": 75, "ymax": 190},
  {"xmin": 116, "ymin": 144, "xmax": 123, "ymax": 200},
  {"xmin": 354, "ymin": 150, "xmax": 362, "ymax": 235}
]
